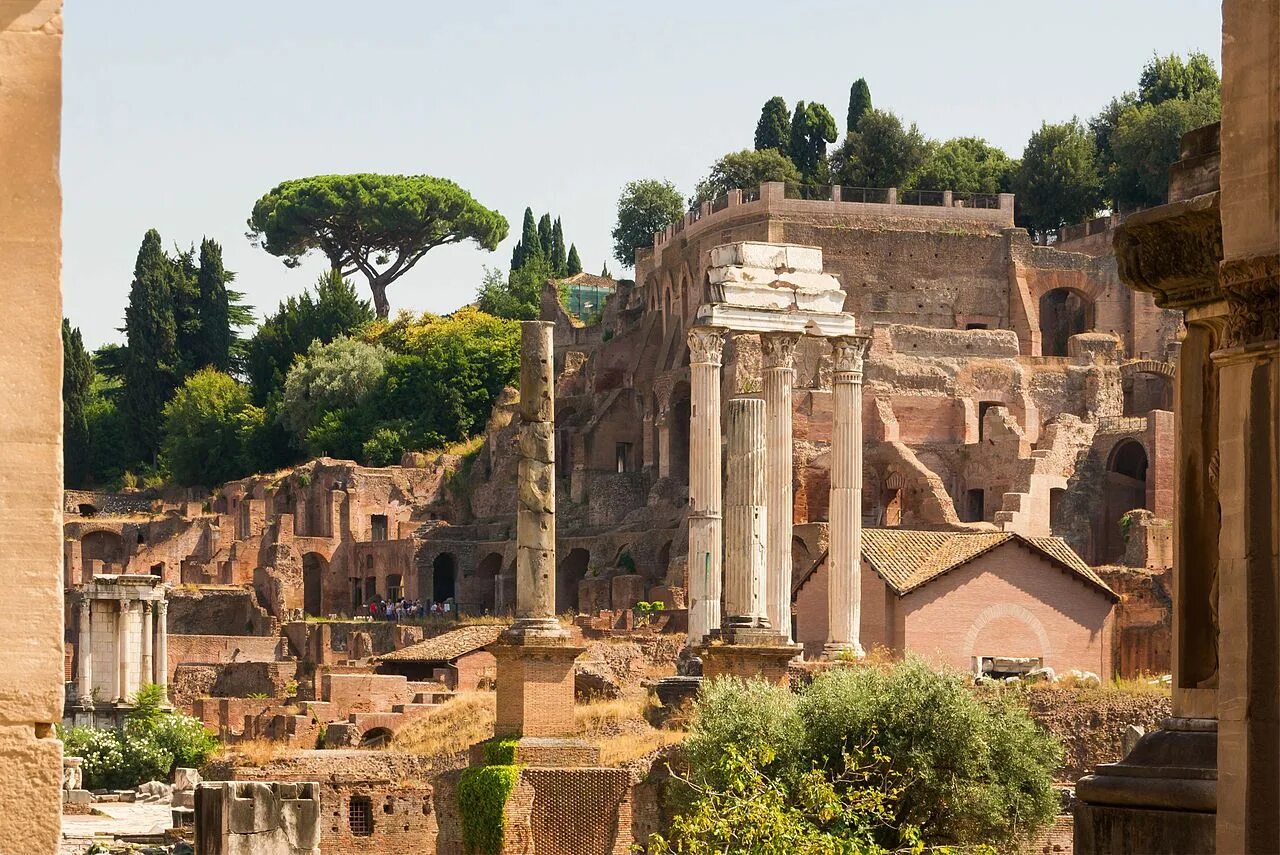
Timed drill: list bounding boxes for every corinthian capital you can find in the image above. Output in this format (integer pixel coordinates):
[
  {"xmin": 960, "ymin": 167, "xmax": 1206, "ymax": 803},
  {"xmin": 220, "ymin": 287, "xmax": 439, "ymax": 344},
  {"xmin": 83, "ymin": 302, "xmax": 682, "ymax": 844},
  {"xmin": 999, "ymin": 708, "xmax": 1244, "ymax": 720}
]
[
  {"xmin": 687, "ymin": 327, "xmax": 725, "ymax": 366},
  {"xmin": 830, "ymin": 335, "xmax": 870, "ymax": 376},
  {"xmin": 760, "ymin": 332, "xmax": 802, "ymax": 370}
]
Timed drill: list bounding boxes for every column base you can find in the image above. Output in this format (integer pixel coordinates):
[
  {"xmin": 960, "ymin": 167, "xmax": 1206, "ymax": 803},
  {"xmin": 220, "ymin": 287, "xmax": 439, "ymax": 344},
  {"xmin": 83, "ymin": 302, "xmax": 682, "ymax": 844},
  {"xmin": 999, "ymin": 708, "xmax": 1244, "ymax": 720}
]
[
  {"xmin": 1074, "ymin": 717, "xmax": 1217, "ymax": 854},
  {"xmin": 822, "ymin": 641, "xmax": 865, "ymax": 661},
  {"xmin": 699, "ymin": 640, "xmax": 801, "ymax": 686},
  {"xmin": 492, "ymin": 635, "xmax": 585, "ymax": 738},
  {"xmin": 468, "ymin": 735, "xmax": 601, "ymax": 768}
]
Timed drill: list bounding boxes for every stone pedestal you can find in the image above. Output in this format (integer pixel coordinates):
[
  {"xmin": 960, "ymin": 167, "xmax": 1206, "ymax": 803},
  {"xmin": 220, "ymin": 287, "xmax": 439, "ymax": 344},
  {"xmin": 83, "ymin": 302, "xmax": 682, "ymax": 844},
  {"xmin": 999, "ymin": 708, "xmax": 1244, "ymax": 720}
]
[
  {"xmin": 699, "ymin": 643, "xmax": 797, "ymax": 687},
  {"xmin": 492, "ymin": 638, "xmax": 584, "ymax": 739}
]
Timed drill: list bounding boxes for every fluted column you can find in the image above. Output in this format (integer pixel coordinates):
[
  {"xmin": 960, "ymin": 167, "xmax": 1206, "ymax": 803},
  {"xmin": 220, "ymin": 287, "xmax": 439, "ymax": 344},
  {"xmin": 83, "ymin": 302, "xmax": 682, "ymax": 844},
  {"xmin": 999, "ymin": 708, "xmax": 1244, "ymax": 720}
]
[
  {"xmin": 761, "ymin": 332, "xmax": 800, "ymax": 639},
  {"xmin": 116, "ymin": 600, "xmax": 134, "ymax": 702},
  {"xmin": 140, "ymin": 601, "xmax": 153, "ymax": 688},
  {"xmin": 825, "ymin": 335, "xmax": 870, "ymax": 658},
  {"xmin": 724, "ymin": 397, "xmax": 769, "ymax": 631},
  {"xmin": 687, "ymin": 326, "xmax": 725, "ymax": 643},
  {"xmin": 155, "ymin": 599, "xmax": 168, "ymax": 691},
  {"xmin": 511, "ymin": 321, "xmax": 564, "ymax": 639},
  {"xmin": 77, "ymin": 598, "xmax": 93, "ymax": 706}
]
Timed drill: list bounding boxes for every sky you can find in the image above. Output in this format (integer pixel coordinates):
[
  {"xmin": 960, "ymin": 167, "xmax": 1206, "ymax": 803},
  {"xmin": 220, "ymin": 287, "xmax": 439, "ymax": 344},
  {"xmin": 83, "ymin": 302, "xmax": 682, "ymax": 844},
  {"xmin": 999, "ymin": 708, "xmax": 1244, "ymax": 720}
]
[{"xmin": 62, "ymin": 0, "xmax": 1222, "ymax": 348}]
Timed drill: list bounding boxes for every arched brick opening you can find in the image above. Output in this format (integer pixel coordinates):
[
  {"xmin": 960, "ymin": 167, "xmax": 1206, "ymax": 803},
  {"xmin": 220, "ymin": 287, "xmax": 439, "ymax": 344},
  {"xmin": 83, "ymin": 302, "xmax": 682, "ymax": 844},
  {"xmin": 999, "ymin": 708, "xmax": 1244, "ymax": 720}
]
[
  {"xmin": 302, "ymin": 552, "xmax": 327, "ymax": 617},
  {"xmin": 431, "ymin": 553, "xmax": 457, "ymax": 604},
  {"xmin": 1101, "ymin": 440, "xmax": 1149, "ymax": 562},
  {"xmin": 81, "ymin": 530, "xmax": 125, "ymax": 572},
  {"xmin": 472, "ymin": 552, "xmax": 502, "ymax": 614},
  {"xmin": 1038, "ymin": 288, "xmax": 1095, "ymax": 356},
  {"xmin": 556, "ymin": 548, "xmax": 591, "ymax": 614}
]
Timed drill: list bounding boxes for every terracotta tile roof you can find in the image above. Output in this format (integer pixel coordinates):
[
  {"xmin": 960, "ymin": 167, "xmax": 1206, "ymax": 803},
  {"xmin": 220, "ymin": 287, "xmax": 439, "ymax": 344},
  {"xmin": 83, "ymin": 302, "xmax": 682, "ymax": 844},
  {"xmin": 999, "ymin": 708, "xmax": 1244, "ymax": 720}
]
[
  {"xmin": 376, "ymin": 624, "xmax": 504, "ymax": 664},
  {"xmin": 796, "ymin": 529, "xmax": 1115, "ymax": 599}
]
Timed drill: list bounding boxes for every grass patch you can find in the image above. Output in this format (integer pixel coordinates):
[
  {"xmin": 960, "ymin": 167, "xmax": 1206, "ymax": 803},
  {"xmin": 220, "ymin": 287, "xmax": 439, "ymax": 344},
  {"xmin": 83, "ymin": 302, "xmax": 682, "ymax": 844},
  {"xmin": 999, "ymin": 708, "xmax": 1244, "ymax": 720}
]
[
  {"xmin": 392, "ymin": 692, "xmax": 496, "ymax": 757},
  {"xmin": 216, "ymin": 738, "xmax": 288, "ymax": 768}
]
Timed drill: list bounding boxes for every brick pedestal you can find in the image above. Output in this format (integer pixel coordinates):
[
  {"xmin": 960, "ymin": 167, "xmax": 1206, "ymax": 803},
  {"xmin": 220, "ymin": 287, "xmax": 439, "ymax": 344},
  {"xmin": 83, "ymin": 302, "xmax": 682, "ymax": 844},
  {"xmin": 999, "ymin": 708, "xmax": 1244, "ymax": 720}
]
[
  {"xmin": 493, "ymin": 636, "xmax": 585, "ymax": 738},
  {"xmin": 699, "ymin": 641, "xmax": 800, "ymax": 686}
]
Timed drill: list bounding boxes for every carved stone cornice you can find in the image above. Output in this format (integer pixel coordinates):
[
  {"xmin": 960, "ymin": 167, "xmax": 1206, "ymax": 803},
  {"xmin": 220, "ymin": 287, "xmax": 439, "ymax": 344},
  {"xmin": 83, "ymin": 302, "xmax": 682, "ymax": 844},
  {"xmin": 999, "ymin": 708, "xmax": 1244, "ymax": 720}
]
[
  {"xmin": 1221, "ymin": 253, "xmax": 1280, "ymax": 347},
  {"xmin": 687, "ymin": 326, "xmax": 725, "ymax": 366},
  {"xmin": 760, "ymin": 331, "xmax": 802, "ymax": 370},
  {"xmin": 1114, "ymin": 192, "xmax": 1224, "ymax": 311}
]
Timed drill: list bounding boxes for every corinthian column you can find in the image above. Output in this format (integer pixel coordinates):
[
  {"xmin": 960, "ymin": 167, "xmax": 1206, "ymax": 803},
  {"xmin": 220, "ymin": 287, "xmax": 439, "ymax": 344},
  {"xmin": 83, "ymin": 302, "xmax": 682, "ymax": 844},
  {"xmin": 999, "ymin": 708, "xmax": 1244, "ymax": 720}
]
[
  {"xmin": 825, "ymin": 335, "xmax": 870, "ymax": 659},
  {"xmin": 77, "ymin": 598, "xmax": 93, "ymax": 706},
  {"xmin": 687, "ymin": 326, "xmax": 725, "ymax": 643},
  {"xmin": 723, "ymin": 397, "xmax": 769, "ymax": 632},
  {"xmin": 510, "ymin": 321, "xmax": 564, "ymax": 640},
  {"xmin": 761, "ymin": 332, "xmax": 800, "ymax": 639},
  {"xmin": 140, "ymin": 601, "xmax": 153, "ymax": 689},
  {"xmin": 155, "ymin": 598, "xmax": 168, "ymax": 691}
]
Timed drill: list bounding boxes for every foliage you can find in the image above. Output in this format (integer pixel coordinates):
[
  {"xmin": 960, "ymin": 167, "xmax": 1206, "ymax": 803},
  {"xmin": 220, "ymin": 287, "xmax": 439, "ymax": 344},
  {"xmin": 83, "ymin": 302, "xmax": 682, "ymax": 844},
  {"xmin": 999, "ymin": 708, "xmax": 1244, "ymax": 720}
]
[
  {"xmin": 566, "ymin": 243, "xmax": 582, "ymax": 276},
  {"xmin": 788, "ymin": 100, "xmax": 839, "ymax": 183},
  {"xmin": 457, "ymin": 764, "xmax": 521, "ymax": 854},
  {"xmin": 1108, "ymin": 89, "xmax": 1220, "ymax": 211},
  {"xmin": 63, "ymin": 320, "xmax": 95, "ymax": 487},
  {"xmin": 611, "ymin": 179, "xmax": 684, "ymax": 267},
  {"xmin": 831, "ymin": 109, "xmax": 933, "ymax": 189},
  {"xmin": 511, "ymin": 207, "xmax": 541, "ymax": 271},
  {"xmin": 550, "ymin": 217, "xmax": 567, "ymax": 276},
  {"xmin": 1013, "ymin": 119, "xmax": 1103, "ymax": 237},
  {"xmin": 847, "ymin": 78, "xmax": 873, "ymax": 135},
  {"xmin": 58, "ymin": 684, "xmax": 217, "ymax": 791},
  {"xmin": 754, "ymin": 96, "xmax": 792, "ymax": 153},
  {"xmin": 246, "ymin": 270, "xmax": 375, "ymax": 405},
  {"xmin": 122, "ymin": 229, "xmax": 182, "ymax": 463},
  {"xmin": 1137, "ymin": 51, "xmax": 1219, "ymax": 107},
  {"xmin": 909, "ymin": 137, "xmax": 1015, "ymax": 194},
  {"xmin": 482, "ymin": 737, "xmax": 519, "ymax": 766},
  {"xmin": 632, "ymin": 601, "xmax": 664, "ymax": 626},
  {"xmin": 280, "ymin": 337, "xmax": 390, "ymax": 438},
  {"xmin": 190, "ymin": 238, "xmax": 234, "ymax": 373},
  {"xmin": 476, "ymin": 255, "xmax": 554, "ymax": 321},
  {"xmin": 161, "ymin": 369, "xmax": 266, "ymax": 486},
  {"xmin": 690, "ymin": 148, "xmax": 800, "ymax": 206},
  {"xmin": 677, "ymin": 661, "xmax": 1060, "ymax": 850},
  {"xmin": 247, "ymin": 173, "xmax": 508, "ymax": 318}
]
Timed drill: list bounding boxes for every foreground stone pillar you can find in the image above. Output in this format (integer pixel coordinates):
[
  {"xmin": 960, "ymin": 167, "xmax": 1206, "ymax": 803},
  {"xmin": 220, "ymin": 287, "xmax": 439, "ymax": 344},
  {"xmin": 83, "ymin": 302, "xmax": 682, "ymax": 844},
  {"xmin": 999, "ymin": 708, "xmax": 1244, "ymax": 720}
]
[
  {"xmin": 686, "ymin": 326, "xmax": 725, "ymax": 644},
  {"xmin": 825, "ymin": 336, "xmax": 869, "ymax": 659},
  {"xmin": 723, "ymin": 397, "xmax": 769, "ymax": 632},
  {"xmin": 115, "ymin": 600, "xmax": 130, "ymax": 702},
  {"xmin": 155, "ymin": 599, "xmax": 168, "ymax": 690},
  {"xmin": 761, "ymin": 332, "xmax": 800, "ymax": 639},
  {"xmin": 77, "ymin": 598, "xmax": 93, "ymax": 705},
  {"xmin": 140, "ymin": 600, "xmax": 153, "ymax": 688}
]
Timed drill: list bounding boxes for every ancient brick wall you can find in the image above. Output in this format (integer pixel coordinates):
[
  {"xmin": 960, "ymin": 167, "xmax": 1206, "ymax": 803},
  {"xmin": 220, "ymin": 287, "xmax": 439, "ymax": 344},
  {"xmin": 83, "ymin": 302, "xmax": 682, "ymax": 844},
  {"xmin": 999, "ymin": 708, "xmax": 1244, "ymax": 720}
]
[
  {"xmin": 1098, "ymin": 565, "xmax": 1172, "ymax": 678},
  {"xmin": 316, "ymin": 780, "xmax": 436, "ymax": 855},
  {"xmin": 167, "ymin": 588, "xmax": 273, "ymax": 635}
]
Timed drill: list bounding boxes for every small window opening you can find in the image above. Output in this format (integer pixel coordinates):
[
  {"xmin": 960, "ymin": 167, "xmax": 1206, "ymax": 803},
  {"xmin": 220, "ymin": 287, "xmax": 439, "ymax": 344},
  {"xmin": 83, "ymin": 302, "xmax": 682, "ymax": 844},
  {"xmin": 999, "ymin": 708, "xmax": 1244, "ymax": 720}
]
[
  {"xmin": 370, "ymin": 514, "xmax": 388, "ymax": 541},
  {"xmin": 349, "ymin": 796, "xmax": 373, "ymax": 837}
]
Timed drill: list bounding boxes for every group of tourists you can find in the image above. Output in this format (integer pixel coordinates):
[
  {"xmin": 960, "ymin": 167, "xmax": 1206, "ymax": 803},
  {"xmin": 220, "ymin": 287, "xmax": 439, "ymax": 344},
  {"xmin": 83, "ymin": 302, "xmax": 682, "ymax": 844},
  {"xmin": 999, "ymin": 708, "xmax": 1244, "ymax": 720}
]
[{"xmin": 366, "ymin": 597, "xmax": 454, "ymax": 621}]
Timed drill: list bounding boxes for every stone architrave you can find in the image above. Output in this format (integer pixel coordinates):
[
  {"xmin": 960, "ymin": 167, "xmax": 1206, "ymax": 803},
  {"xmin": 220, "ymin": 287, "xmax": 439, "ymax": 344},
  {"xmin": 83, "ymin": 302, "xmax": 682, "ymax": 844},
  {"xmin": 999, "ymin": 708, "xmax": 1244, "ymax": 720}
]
[
  {"xmin": 723, "ymin": 397, "xmax": 769, "ymax": 633},
  {"xmin": 824, "ymin": 336, "xmax": 870, "ymax": 659},
  {"xmin": 761, "ymin": 331, "xmax": 801, "ymax": 639},
  {"xmin": 686, "ymin": 326, "xmax": 725, "ymax": 644}
]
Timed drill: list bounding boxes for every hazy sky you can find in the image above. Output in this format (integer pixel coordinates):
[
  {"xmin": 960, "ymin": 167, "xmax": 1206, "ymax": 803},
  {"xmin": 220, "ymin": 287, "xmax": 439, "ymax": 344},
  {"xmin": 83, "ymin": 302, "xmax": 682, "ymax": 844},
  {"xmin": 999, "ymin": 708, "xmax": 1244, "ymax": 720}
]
[{"xmin": 62, "ymin": 1, "xmax": 1222, "ymax": 348}]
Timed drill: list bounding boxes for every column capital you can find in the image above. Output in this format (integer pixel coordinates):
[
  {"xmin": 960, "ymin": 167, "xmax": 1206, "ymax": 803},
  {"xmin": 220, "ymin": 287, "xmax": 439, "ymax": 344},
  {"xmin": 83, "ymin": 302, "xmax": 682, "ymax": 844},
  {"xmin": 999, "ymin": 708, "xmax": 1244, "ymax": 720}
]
[
  {"xmin": 760, "ymin": 331, "xmax": 802, "ymax": 370},
  {"xmin": 830, "ymin": 335, "xmax": 871, "ymax": 378},
  {"xmin": 78, "ymin": 597, "xmax": 91, "ymax": 616},
  {"xmin": 687, "ymin": 326, "xmax": 725, "ymax": 366}
]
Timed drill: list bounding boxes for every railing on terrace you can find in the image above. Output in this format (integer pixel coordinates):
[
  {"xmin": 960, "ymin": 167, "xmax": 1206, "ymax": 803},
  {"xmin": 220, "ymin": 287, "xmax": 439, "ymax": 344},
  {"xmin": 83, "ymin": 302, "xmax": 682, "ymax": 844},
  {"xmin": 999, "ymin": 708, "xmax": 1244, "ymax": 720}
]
[
  {"xmin": 837, "ymin": 186, "xmax": 891, "ymax": 204},
  {"xmin": 784, "ymin": 182, "xmax": 832, "ymax": 201},
  {"xmin": 710, "ymin": 194, "xmax": 730, "ymax": 213},
  {"xmin": 952, "ymin": 192, "xmax": 1001, "ymax": 209},
  {"xmin": 740, "ymin": 186, "xmax": 761, "ymax": 203},
  {"xmin": 898, "ymin": 188, "xmax": 946, "ymax": 206}
]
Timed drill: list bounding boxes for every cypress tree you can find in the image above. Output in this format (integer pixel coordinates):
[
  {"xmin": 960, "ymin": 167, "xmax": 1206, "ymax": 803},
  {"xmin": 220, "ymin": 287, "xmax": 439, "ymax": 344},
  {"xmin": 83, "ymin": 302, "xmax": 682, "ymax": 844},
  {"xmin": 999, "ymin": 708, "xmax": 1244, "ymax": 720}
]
[
  {"xmin": 515, "ymin": 208, "xmax": 541, "ymax": 270},
  {"xmin": 123, "ymin": 228, "xmax": 181, "ymax": 463},
  {"xmin": 193, "ymin": 238, "xmax": 233, "ymax": 372},
  {"xmin": 510, "ymin": 239, "xmax": 524, "ymax": 271},
  {"xmin": 62, "ymin": 319, "xmax": 95, "ymax": 487},
  {"xmin": 550, "ymin": 217, "xmax": 567, "ymax": 276},
  {"xmin": 754, "ymin": 96, "xmax": 791, "ymax": 152},
  {"xmin": 789, "ymin": 100, "xmax": 808, "ymax": 167},
  {"xmin": 847, "ymin": 78, "xmax": 872, "ymax": 135},
  {"xmin": 171, "ymin": 245, "xmax": 201, "ymax": 378},
  {"xmin": 601, "ymin": 262, "xmax": 611, "ymax": 278},
  {"xmin": 537, "ymin": 213, "xmax": 554, "ymax": 259},
  {"xmin": 566, "ymin": 243, "xmax": 583, "ymax": 276}
]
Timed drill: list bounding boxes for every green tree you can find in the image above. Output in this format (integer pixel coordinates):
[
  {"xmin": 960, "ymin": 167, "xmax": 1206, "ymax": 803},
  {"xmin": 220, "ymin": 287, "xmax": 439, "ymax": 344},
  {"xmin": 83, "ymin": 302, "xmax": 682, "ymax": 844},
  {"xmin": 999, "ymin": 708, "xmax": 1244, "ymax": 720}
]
[
  {"xmin": 600, "ymin": 262, "xmax": 610, "ymax": 278},
  {"xmin": 1138, "ymin": 51, "xmax": 1219, "ymax": 106},
  {"xmin": 846, "ymin": 77, "xmax": 872, "ymax": 135},
  {"xmin": 191, "ymin": 238, "xmax": 233, "ymax": 372},
  {"xmin": 610, "ymin": 179, "xmax": 684, "ymax": 267},
  {"xmin": 690, "ymin": 148, "xmax": 801, "ymax": 206},
  {"xmin": 475, "ymin": 256, "xmax": 553, "ymax": 321},
  {"xmin": 566, "ymin": 243, "xmax": 582, "ymax": 276},
  {"xmin": 511, "ymin": 207, "xmax": 541, "ymax": 271},
  {"xmin": 161, "ymin": 368, "xmax": 266, "ymax": 486},
  {"xmin": 910, "ymin": 136, "xmax": 1016, "ymax": 194},
  {"xmin": 788, "ymin": 101, "xmax": 838, "ymax": 183},
  {"xmin": 280, "ymin": 337, "xmax": 391, "ymax": 440},
  {"xmin": 754, "ymin": 96, "xmax": 791, "ymax": 153},
  {"xmin": 1013, "ymin": 119, "xmax": 1104, "ymax": 236},
  {"xmin": 62, "ymin": 319, "xmax": 95, "ymax": 487},
  {"xmin": 537, "ymin": 213, "xmax": 553, "ymax": 261},
  {"xmin": 830, "ymin": 109, "xmax": 933, "ymax": 189},
  {"xmin": 550, "ymin": 217, "xmax": 567, "ymax": 276},
  {"xmin": 245, "ymin": 270, "xmax": 375, "ymax": 405},
  {"xmin": 247, "ymin": 173, "xmax": 508, "ymax": 318},
  {"xmin": 1109, "ymin": 90, "xmax": 1221, "ymax": 211},
  {"xmin": 122, "ymin": 229, "xmax": 181, "ymax": 463}
]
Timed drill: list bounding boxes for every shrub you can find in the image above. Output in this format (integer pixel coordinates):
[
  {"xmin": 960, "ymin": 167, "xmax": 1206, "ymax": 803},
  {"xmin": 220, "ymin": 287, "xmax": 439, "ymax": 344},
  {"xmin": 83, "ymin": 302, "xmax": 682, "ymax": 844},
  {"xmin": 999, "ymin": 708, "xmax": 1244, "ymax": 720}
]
[{"xmin": 457, "ymin": 764, "xmax": 520, "ymax": 854}]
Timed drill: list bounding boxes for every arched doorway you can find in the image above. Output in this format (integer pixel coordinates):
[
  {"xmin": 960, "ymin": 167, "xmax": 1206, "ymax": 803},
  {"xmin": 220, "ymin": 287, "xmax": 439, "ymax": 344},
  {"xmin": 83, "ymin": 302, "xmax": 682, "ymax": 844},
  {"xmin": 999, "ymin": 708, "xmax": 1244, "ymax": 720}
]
[
  {"xmin": 1102, "ymin": 440, "xmax": 1149, "ymax": 562},
  {"xmin": 1039, "ymin": 288, "xmax": 1094, "ymax": 356},
  {"xmin": 432, "ymin": 553, "xmax": 456, "ymax": 604},
  {"xmin": 303, "ymin": 553, "xmax": 327, "ymax": 617},
  {"xmin": 359, "ymin": 727, "xmax": 393, "ymax": 749},
  {"xmin": 472, "ymin": 553, "xmax": 502, "ymax": 614},
  {"xmin": 81, "ymin": 530, "xmax": 125, "ymax": 572},
  {"xmin": 556, "ymin": 548, "xmax": 591, "ymax": 614},
  {"xmin": 669, "ymin": 387, "xmax": 690, "ymax": 481}
]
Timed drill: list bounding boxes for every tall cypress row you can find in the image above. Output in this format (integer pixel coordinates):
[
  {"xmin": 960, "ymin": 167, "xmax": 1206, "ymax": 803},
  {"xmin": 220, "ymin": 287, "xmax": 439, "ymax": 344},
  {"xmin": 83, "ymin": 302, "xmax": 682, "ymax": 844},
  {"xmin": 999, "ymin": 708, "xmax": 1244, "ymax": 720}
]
[
  {"xmin": 537, "ymin": 213, "xmax": 554, "ymax": 259},
  {"xmin": 566, "ymin": 243, "xmax": 582, "ymax": 276},
  {"xmin": 550, "ymin": 217, "xmax": 567, "ymax": 276},
  {"xmin": 515, "ymin": 208, "xmax": 541, "ymax": 270},
  {"xmin": 123, "ymin": 228, "xmax": 180, "ymax": 463},
  {"xmin": 62, "ymin": 319, "xmax": 95, "ymax": 487},
  {"xmin": 847, "ymin": 78, "xmax": 872, "ymax": 134},
  {"xmin": 193, "ymin": 238, "xmax": 233, "ymax": 372}
]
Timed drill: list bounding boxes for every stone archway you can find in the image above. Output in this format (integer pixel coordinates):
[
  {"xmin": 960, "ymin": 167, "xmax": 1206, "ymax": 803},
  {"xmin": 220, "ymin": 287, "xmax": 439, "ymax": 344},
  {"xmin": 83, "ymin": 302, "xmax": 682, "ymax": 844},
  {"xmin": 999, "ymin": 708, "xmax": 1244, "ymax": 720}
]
[
  {"xmin": 1101, "ymin": 439, "xmax": 1149, "ymax": 562},
  {"xmin": 1038, "ymin": 288, "xmax": 1095, "ymax": 356},
  {"xmin": 556, "ymin": 548, "xmax": 591, "ymax": 614},
  {"xmin": 302, "ymin": 552, "xmax": 327, "ymax": 617},
  {"xmin": 432, "ymin": 553, "xmax": 457, "ymax": 604}
]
